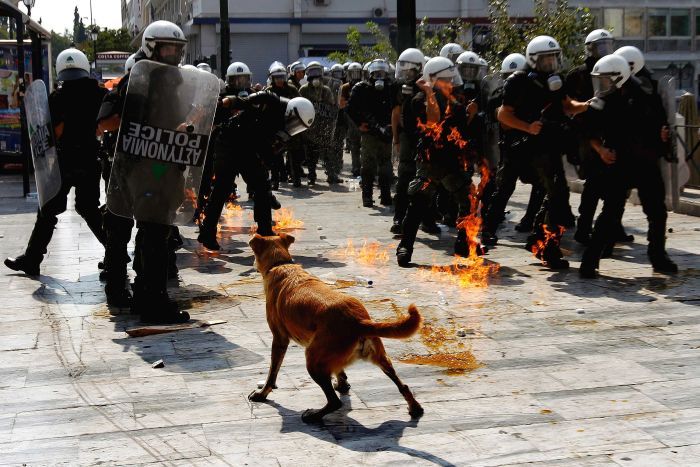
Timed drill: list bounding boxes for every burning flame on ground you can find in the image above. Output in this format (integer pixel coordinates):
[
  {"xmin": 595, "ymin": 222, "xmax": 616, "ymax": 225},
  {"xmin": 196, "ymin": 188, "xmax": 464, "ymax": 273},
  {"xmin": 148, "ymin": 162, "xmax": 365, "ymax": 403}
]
[
  {"xmin": 419, "ymin": 255, "xmax": 500, "ymax": 288},
  {"xmin": 249, "ymin": 207, "xmax": 304, "ymax": 235},
  {"xmin": 530, "ymin": 224, "xmax": 566, "ymax": 260},
  {"xmin": 337, "ymin": 239, "xmax": 395, "ymax": 266}
]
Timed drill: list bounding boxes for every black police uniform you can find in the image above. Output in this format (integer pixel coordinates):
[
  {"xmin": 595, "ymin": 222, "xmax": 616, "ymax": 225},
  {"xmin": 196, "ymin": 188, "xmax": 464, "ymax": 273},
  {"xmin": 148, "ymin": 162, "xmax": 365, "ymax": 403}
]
[
  {"xmin": 396, "ymin": 87, "xmax": 477, "ymax": 266},
  {"xmin": 580, "ymin": 80, "xmax": 677, "ymax": 276},
  {"xmin": 5, "ymin": 77, "xmax": 106, "ymax": 275},
  {"xmin": 265, "ymin": 82, "xmax": 299, "ymax": 188},
  {"xmin": 482, "ymin": 77, "xmax": 546, "ymax": 237},
  {"xmin": 391, "ymin": 80, "xmax": 439, "ymax": 234},
  {"xmin": 497, "ymin": 69, "xmax": 573, "ymax": 268},
  {"xmin": 199, "ymin": 91, "xmax": 288, "ymax": 246},
  {"xmin": 566, "ymin": 57, "xmax": 633, "ymax": 245},
  {"xmin": 286, "ymin": 77, "xmax": 307, "ymax": 186},
  {"xmin": 347, "ymin": 78, "xmax": 395, "ymax": 206},
  {"xmin": 341, "ymin": 80, "xmax": 362, "ymax": 177}
]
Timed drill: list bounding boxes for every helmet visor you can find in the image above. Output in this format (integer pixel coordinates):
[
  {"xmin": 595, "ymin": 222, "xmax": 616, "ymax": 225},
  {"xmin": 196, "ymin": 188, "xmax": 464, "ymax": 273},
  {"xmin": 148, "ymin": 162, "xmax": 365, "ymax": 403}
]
[
  {"xmin": 285, "ymin": 113, "xmax": 310, "ymax": 136},
  {"xmin": 306, "ymin": 67, "xmax": 323, "ymax": 79},
  {"xmin": 154, "ymin": 43, "xmax": 185, "ymax": 66},
  {"xmin": 535, "ymin": 52, "xmax": 562, "ymax": 74},
  {"xmin": 458, "ymin": 63, "xmax": 480, "ymax": 81},
  {"xmin": 591, "ymin": 75, "xmax": 616, "ymax": 97},
  {"xmin": 227, "ymin": 75, "xmax": 251, "ymax": 90},
  {"xmin": 395, "ymin": 61, "xmax": 420, "ymax": 80},
  {"xmin": 331, "ymin": 70, "xmax": 344, "ymax": 79},
  {"xmin": 370, "ymin": 70, "xmax": 387, "ymax": 80},
  {"xmin": 347, "ymin": 69, "xmax": 362, "ymax": 81},
  {"xmin": 587, "ymin": 39, "xmax": 614, "ymax": 59}
]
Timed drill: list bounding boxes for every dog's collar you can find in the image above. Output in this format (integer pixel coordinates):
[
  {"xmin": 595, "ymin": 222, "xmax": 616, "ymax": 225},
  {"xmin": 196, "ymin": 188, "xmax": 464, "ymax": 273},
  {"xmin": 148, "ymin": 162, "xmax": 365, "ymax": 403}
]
[{"xmin": 264, "ymin": 259, "xmax": 295, "ymax": 275}]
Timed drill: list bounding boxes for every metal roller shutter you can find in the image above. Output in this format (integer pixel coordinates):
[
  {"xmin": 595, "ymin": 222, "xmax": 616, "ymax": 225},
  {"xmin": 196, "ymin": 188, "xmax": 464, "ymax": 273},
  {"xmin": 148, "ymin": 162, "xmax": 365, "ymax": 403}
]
[{"xmin": 230, "ymin": 33, "xmax": 288, "ymax": 86}]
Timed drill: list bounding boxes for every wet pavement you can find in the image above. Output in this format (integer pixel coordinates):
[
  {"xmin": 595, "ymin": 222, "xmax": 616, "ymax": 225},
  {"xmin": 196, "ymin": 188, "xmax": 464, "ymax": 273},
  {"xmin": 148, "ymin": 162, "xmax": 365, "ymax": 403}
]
[{"xmin": 0, "ymin": 161, "xmax": 699, "ymax": 466}]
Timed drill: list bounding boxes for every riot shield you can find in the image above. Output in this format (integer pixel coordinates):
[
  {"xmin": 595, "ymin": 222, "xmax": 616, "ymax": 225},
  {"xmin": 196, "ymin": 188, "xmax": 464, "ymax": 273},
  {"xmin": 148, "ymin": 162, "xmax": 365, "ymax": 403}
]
[
  {"xmin": 25, "ymin": 80, "xmax": 61, "ymax": 209},
  {"xmin": 480, "ymin": 74, "xmax": 504, "ymax": 171},
  {"xmin": 107, "ymin": 60, "xmax": 220, "ymax": 225},
  {"xmin": 307, "ymin": 101, "xmax": 339, "ymax": 150},
  {"xmin": 657, "ymin": 75, "xmax": 677, "ymax": 126}
]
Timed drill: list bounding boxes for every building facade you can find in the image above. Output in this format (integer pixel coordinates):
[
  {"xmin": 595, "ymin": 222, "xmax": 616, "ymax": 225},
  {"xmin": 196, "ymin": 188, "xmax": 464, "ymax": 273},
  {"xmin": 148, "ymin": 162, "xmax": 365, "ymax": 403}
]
[{"xmin": 122, "ymin": 0, "xmax": 700, "ymax": 94}]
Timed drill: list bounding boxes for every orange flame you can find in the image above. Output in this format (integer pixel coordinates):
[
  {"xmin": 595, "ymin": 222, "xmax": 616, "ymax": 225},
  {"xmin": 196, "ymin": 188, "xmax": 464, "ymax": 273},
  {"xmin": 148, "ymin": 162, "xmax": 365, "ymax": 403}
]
[
  {"xmin": 530, "ymin": 224, "xmax": 566, "ymax": 260},
  {"xmin": 273, "ymin": 207, "xmax": 304, "ymax": 231},
  {"xmin": 339, "ymin": 238, "xmax": 395, "ymax": 266}
]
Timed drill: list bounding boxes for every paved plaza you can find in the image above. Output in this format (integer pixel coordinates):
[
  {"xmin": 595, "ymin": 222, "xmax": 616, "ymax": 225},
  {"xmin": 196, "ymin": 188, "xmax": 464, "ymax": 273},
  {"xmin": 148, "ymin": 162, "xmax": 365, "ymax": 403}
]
[{"xmin": 0, "ymin": 160, "xmax": 699, "ymax": 466}]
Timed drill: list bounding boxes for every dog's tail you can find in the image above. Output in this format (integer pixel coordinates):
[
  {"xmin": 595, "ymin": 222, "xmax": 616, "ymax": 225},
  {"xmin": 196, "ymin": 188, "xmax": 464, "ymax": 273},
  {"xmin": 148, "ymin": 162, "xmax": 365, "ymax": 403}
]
[{"xmin": 358, "ymin": 304, "xmax": 422, "ymax": 339}]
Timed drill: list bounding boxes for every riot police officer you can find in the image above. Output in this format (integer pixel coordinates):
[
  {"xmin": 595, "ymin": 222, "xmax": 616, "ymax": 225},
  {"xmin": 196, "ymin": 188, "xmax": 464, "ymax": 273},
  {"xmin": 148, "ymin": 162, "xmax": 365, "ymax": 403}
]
[
  {"xmin": 265, "ymin": 61, "xmax": 300, "ymax": 189},
  {"xmin": 348, "ymin": 59, "xmax": 395, "ymax": 207},
  {"xmin": 6, "ymin": 48, "xmax": 106, "ymax": 276},
  {"xmin": 299, "ymin": 61, "xmax": 337, "ymax": 185},
  {"xmin": 396, "ymin": 57, "xmax": 478, "ymax": 266},
  {"xmin": 96, "ymin": 20, "xmax": 192, "ymax": 323},
  {"xmin": 439, "ymin": 43, "xmax": 465, "ymax": 64},
  {"xmin": 567, "ymin": 29, "xmax": 633, "ymax": 246},
  {"xmin": 494, "ymin": 36, "xmax": 589, "ymax": 270},
  {"xmin": 198, "ymin": 93, "xmax": 315, "ymax": 249},
  {"xmin": 481, "ymin": 53, "xmax": 546, "ymax": 238},
  {"xmin": 340, "ymin": 62, "xmax": 363, "ymax": 177},
  {"xmin": 579, "ymin": 54, "xmax": 677, "ymax": 277},
  {"xmin": 329, "ymin": 63, "xmax": 347, "ymax": 183},
  {"xmin": 391, "ymin": 48, "xmax": 440, "ymax": 235}
]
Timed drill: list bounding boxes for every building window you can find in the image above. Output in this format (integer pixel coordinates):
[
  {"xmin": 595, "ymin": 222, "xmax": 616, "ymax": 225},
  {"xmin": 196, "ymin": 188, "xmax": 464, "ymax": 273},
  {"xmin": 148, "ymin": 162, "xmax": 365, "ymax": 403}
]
[
  {"xmin": 670, "ymin": 9, "xmax": 690, "ymax": 36},
  {"xmin": 648, "ymin": 8, "xmax": 668, "ymax": 37},
  {"xmin": 604, "ymin": 8, "xmax": 623, "ymax": 36},
  {"xmin": 623, "ymin": 8, "xmax": 644, "ymax": 37}
]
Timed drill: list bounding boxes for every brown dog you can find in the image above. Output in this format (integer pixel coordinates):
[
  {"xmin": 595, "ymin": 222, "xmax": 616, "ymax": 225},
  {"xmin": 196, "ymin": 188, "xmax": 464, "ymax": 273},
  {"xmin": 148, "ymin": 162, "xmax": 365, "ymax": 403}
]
[{"xmin": 247, "ymin": 233, "xmax": 424, "ymax": 423}]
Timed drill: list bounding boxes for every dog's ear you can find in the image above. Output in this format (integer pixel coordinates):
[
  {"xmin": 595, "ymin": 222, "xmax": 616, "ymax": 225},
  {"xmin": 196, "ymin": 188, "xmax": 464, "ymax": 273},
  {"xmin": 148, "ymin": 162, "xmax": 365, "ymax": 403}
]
[
  {"xmin": 248, "ymin": 234, "xmax": 266, "ymax": 255},
  {"xmin": 279, "ymin": 232, "xmax": 295, "ymax": 249}
]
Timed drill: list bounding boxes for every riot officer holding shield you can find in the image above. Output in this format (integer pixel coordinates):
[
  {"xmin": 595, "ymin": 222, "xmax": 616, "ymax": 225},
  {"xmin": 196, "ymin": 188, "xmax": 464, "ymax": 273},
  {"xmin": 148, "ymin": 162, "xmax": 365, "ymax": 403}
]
[
  {"xmin": 340, "ymin": 62, "xmax": 363, "ymax": 177},
  {"xmin": 6, "ymin": 48, "xmax": 106, "ymax": 276},
  {"xmin": 265, "ymin": 61, "xmax": 300, "ymax": 189}
]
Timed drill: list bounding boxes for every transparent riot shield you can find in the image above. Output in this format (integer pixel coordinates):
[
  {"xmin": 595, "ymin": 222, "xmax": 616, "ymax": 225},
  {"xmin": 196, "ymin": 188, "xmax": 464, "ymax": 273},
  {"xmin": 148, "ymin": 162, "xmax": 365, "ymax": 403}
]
[
  {"xmin": 25, "ymin": 80, "xmax": 61, "ymax": 209},
  {"xmin": 308, "ymin": 101, "xmax": 339, "ymax": 150},
  {"xmin": 107, "ymin": 60, "xmax": 220, "ymax": 225},
  {"xmin": 657, "ymin": 75, "xmax": 677, "ymax": 126},
  {"xmin": 480, "ymin": 74, "xmax": 504, "ymax": 171}
]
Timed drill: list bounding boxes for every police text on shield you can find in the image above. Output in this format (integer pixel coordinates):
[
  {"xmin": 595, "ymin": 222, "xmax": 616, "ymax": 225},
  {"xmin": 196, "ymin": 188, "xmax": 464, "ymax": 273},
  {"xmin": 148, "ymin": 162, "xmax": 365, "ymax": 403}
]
[{"xmin": 119, "ymin": 122, "xmax": 208, "ymax": 166}]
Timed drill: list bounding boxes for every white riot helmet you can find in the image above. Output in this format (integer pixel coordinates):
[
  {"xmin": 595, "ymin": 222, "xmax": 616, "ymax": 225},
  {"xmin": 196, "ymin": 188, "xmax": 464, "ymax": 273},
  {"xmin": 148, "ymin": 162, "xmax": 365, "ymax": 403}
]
[
  {"xmin": 440, "ymin": 43, "xmax": 465, "ymax": 63},
  {"xmin": 346, "ymin": 62, "xmax": 362, "ymax": 82},
  {"xmin": 56, "ymin": 48, "xmax": 90, "ymax": 81},
  {"xmin": 330, "ymin": 63, "xmax": 344, "ymax": 80},
  {"xmin": 395, "ymin": 47, "xmax": 424, "ymax": 81},
  {"xmin": 455, "ymin": 51, "xmax": 481, "ymax": 82},
  {"xmin": 196, "ymin": 62, "xmax": 212, "ymax": 73},
  {"xmin": 362, "ymin": 61, "xmax": 371, "ymax": 80},
  {"xmin": 124, "ymin": 53, "xmax": 137, "ymax": 74},
  {"xmin": 585, "ymin": 29, "xmax": 614, "ymax": 60},
  {"xmin": 500, "ymin": 53, "xmax": 527, "ymax": 75},
  {"xmin": 226, "ymin": 61, "xmax": 252, "ymax": 90},
  {"xmin": 614, "ymin": 46, "xmax": 645, "ymax": 76},
  {"xmin": 285, "ymin": 97, "xmax": 315, "ymax": 136},
  {"xmin": 141, "ymin": 20, "xmax": 187, "ymax": 66},
  {"xmin": 590, "ymin": 54, "xmax": 631, "ymax": 98},
  {"xmin": 423, "ymin": 56, "xmax": 463, "ymax": 87},
  {"xmin": 305, "ymin": 61, "xmax": 324, "ymax": 87},
  {"xmin": 269, "ymin": 61, "xmax": 287, "ymax": 83},
  {"xmin": 477, "ymin": 57, "xmax": 489, "ymax": 80},
  {"xmin": 289, "ymin": 60, "xmax": 305, "ymax": 78},
  {"xmin": 526, "ymin": 35, "xmax": 563, "ymax": 74},
  {"xmin": 181, "ymin": 64, "xmax": 197, "ymax": 71}
]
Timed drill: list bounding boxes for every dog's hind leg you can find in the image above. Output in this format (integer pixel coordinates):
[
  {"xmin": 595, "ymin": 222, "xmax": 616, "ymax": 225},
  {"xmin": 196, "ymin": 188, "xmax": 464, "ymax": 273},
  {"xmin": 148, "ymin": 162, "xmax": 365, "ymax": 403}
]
[
  {"xmin": 334, "ymin": 371, "xmax": 351, "ymax": 394},
  {"xmin": 369, "ymin": 337, "xmax": 424, "ymax": 418},
  {"xmin": 249, "ymin": 334, "xmax": 289, "ymax": 402},
  {"xmin": 302, "ymin": 344, "xmax": 344, "ymax": 423}
]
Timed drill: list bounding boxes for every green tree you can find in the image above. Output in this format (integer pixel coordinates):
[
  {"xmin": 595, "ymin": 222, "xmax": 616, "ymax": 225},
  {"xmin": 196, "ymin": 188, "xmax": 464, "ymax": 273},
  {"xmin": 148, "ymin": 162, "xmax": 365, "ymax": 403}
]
[
  {"xmin": 417, "ymin": 17, "xmax": 470, "ymax": 57},
  {"xmin": 485, "ymin": 0, "xmax": 595, "ymax": 71},
  {"xmin": 50, "ymin": 29, "xmax": 73, "ymax": 62},
  {"xmin": 328, "ymin": 21, "xmax": 397, "ymax": 64}
]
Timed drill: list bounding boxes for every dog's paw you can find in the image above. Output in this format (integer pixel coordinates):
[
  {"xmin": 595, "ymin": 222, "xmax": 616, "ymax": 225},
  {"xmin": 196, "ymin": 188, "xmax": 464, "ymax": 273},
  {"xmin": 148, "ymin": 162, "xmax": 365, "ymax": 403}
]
[
  {"xmin": 333, "ymin": 380, "xmax": 351, "ymax": 394},
  {"xmin": 408, "ymin": 404, "xmax": 424, "ymax": 419},
  {"xmin": 301, "ymin": 409, "xmax": 325, "ymax": 424},
  {"xmin": 248, "ymin": 390, "xmax": 268, "ymax": 402}
]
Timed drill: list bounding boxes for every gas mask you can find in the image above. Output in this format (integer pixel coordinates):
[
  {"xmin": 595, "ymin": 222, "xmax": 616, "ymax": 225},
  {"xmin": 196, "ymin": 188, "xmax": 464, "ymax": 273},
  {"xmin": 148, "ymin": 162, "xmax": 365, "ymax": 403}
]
[
  {"xmin": 370, "ymin": 70, "xmax": 387, "ymax": 90},
  {"xmin": 312, "ymin": 78, "xmax": 322, "ymax": 88},
  {"xmin": 401, "ymin": 84, "xmax": 414, "ymax": 95},
  {"xmin": 374, "ymin": 79, "xmax": 385, "ymax": 90},
  {"xmin": 529, "ymin": 71, "xmax": 563, "ymax": 92}
]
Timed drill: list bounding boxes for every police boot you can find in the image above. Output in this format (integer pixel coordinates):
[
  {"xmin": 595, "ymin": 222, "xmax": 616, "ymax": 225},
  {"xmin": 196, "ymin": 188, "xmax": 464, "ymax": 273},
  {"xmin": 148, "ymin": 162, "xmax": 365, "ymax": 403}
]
[
  {"xmin": 454, "ymin": 229, "xmax": 486, "ymax": 257},
  {"xmin": 542, "ymin": 241, "xmax": 569, "ymax": 270},
  {"xmin": 481, "ymin": 231, "xmax": 498, "ymax": 246},
  {"xmin": 135, "ymin": 290, "xmax": 190, "ymax": 324},
  {"xmin": 648, "ymin": 243, "xmax": 678, "ymax": 274},
  {"xmin": 379, "ymin": 186, "xmax": 393, "ymax": 207},
  {"xmin": 420, "ymin": 221, "xmax": 441, "ymax": 235},
  {"xmin": 579, "ymin": 247, "xmax": 600, "ymax": 279},
  {"xmin": 396, "ymin": 245, "xmax": 413, "ymax": 267},
  {"xmin": 514, "ymin": 216, "xmax": 534, "ymax": 233},
  {"xmin": 361, "ymin": 182, "xmax": 374, "ymax": 207},
  {"xmin": 615, "ymin": 225, "xmax": 634, "ymax": 243},
  {"xmin": 197, "ymin": 224, "xmax": 220, "ymax": 251},
  {"xmin": 4, "ymin": 254, "xmax": 40, "ymax": 276},
  {"xmin": 269, "ymin": 192, "xmax": 282, "ymax": 210},
  {"xmin": 105, "ymin": 276, "xmax": 132, "ymax": 308},
  {"xmin": 390, "ymin": 219, "xmax": 403, "ymax": 235}
]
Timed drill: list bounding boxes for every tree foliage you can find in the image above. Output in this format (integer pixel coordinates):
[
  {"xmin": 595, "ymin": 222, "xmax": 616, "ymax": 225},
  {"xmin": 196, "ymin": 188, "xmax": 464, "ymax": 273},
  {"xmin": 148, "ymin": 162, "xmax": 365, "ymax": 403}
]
[
  {"xmin": 328, "ymin": 21, "xmax": 397, "ymax": 64},
  {"xmin": 417, "ymin": 18, "xmax": 470, "ymax": 57},
  {"xmin": 75, "ymin": 27, "xmax": 136, "ymax": 62},
  {"xmin": 486, "ymin": 0, "xmax": 595, "ymax": 71}
]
